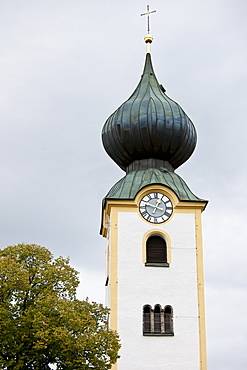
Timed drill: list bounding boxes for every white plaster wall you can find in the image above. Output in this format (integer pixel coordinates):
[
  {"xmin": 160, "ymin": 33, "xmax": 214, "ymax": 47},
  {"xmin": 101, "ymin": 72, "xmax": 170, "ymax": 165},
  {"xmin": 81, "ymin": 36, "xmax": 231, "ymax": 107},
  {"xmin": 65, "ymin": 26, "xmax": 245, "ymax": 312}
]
[{"xmin": 115, "ymin": 211, "xmax": 200, "ymax": 370}]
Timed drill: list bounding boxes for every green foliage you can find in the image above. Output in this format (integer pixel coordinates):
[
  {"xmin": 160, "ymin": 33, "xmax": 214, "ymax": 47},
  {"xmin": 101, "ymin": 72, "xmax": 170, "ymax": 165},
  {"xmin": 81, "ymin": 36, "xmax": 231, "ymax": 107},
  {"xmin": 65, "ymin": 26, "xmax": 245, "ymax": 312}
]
[{"xmin": 0, "ymin": 244, "xmax": 120, "ymax": 369}]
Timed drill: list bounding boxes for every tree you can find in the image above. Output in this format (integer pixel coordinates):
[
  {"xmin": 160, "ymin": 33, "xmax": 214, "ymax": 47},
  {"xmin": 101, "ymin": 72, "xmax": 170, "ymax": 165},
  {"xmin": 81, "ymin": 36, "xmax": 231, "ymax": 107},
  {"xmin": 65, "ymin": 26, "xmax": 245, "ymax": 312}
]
[{"xmin": 0, "ymin": 244, "xmax": 120, "ymax": 370}]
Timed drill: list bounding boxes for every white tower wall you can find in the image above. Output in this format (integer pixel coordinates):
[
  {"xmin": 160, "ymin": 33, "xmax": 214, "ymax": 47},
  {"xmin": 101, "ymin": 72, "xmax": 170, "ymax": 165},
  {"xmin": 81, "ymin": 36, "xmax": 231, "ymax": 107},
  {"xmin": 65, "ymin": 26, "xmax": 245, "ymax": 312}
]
[{"xmin": 106, "ymin": 206, "xmax": 204, "ymax": 370}]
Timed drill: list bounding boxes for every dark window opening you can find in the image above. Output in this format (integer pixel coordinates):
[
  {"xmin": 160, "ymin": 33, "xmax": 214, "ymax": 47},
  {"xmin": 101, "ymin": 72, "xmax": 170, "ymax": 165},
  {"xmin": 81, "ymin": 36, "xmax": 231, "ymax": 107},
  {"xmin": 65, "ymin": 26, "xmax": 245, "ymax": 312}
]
[
  {"xmin": 154, "ymin": 305, "xmax": 161, "ymax": 333},
  {"xmin": 164, "ymin": 305, "xmax": 173, "ymax": 334},
  {"xmin": 146, "ymin": 235, "xmax": 168, "ymax": 266},
  {"xmin": 143, "ymin": 305, "xmax": 151, "ymax": 334},
  {"xmin": 143, "ymin": 304, "xmax": 174, "ymax": 336}
]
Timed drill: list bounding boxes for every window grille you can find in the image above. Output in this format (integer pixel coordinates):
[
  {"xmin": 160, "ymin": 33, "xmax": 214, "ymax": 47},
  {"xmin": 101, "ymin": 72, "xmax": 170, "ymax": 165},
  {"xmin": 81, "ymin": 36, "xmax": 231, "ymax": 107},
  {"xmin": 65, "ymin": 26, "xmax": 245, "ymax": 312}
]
[
  {"xmin": 143, "ymin": 305, "xmax": 151, "ymax": 333},
  {"xmin": 164, "ymin": 306, "xmax": 173, "ymax": 334},
  {"xmin": 154, "ymin": 305, "xmax": 161, "ymax": 333},
  {"xmin": 143, "ymin": 305, "xmax": 174, "ymax": 335}
]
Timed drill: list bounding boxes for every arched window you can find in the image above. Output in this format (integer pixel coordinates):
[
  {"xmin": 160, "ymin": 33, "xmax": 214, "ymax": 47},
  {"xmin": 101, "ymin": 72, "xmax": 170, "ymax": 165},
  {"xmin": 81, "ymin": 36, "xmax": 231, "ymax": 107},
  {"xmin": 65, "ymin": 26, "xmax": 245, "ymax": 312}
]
[
  {"xmin": 146, "ymin": 235, "xmax": 168, "ymax": 266},
  {"xmin": 164, "ymin": 305, "xmax": 173, "ymax": 334},
  {"xmin": 143, "ymin": 304, "xmax": 174, "ymax": 336},
  {"xmin": 154, "ymin": 305, "xmax": 161, "ymax": 333},
  {"xmin": 143, "ymin": 305, "xmax": 151, "ymax": 334}
]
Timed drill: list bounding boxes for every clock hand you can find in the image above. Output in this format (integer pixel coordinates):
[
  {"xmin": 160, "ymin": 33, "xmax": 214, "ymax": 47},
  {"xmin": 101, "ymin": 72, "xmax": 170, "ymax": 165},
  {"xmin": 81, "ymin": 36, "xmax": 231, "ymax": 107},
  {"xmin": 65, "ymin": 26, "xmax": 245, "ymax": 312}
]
[
  {"xmin": 144, "ymin": 202, "xmax": 163, "ymax": 211},
  {"xmin": 152, "ymin": 199, "xmax": 161, "ymax": 214}
]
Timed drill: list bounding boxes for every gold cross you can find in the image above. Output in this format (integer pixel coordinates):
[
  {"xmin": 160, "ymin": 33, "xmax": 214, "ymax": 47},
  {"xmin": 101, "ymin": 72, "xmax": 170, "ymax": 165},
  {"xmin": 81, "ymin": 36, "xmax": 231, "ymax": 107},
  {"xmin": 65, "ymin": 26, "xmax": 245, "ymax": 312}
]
[{"xmin": 141, "ymin": 5, "xmax": 156, "ymax": 34}]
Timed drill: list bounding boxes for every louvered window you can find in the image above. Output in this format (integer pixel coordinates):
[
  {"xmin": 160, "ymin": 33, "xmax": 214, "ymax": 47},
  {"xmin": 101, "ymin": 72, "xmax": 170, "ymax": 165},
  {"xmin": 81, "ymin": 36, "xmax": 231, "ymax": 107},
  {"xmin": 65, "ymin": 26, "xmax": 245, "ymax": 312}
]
[{"xmin": 146, "ymin": 235, "xmax": 168, "ymax": 266}]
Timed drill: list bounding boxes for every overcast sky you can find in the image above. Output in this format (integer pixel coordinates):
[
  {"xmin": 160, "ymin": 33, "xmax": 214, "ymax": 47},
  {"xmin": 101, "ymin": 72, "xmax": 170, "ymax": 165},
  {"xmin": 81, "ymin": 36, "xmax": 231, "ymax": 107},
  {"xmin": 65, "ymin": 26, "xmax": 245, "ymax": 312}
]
[{"xmin": 0, "ymin": 1, "xmax": 246, "ymax": 369}]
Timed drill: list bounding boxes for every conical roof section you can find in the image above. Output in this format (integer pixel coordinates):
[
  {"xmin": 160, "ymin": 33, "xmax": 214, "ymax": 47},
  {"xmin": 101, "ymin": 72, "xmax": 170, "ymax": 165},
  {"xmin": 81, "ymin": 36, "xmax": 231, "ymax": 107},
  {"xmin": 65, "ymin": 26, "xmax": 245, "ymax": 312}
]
[{"xmin": 102, "ymin": 52, "xmax": 197, "ymax": 172}]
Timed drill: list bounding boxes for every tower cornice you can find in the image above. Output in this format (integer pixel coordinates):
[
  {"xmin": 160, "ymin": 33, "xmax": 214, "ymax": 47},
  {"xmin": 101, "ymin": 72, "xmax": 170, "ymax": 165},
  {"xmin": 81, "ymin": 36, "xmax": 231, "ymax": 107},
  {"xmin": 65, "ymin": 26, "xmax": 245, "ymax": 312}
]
[{"xmin": 100, "ymin": 183, "xmax": 207, "ymax": 237}]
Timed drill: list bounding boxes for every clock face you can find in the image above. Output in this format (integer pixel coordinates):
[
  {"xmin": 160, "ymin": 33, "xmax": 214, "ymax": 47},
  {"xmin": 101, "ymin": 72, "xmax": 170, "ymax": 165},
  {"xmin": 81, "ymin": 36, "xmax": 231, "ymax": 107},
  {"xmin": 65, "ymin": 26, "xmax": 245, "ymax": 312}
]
[{"xmin": 139, "ymin": 192, "xmax": 173, "ymax": 224}]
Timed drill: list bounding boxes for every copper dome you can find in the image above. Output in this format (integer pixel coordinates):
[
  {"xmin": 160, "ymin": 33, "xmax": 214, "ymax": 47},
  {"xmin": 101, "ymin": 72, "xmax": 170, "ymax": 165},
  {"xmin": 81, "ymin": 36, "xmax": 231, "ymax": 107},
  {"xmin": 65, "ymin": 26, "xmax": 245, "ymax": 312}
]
[{"xmin": 102, "ymin": 53, "xmax": 197, "ymax": 172}]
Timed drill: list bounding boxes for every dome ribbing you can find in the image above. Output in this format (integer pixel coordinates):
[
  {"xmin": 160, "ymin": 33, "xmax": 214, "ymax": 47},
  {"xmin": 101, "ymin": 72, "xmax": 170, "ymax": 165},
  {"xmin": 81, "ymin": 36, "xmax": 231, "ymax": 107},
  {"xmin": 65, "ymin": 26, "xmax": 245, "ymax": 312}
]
[{"xmin": 102, "ymin": 53, "xmax": 197, "ymax": 172}]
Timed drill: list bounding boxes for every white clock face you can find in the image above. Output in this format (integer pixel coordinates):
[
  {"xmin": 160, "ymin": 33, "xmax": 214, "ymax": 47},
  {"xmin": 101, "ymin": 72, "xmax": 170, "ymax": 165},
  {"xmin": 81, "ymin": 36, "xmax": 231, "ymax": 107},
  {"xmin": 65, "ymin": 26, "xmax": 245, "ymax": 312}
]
[{"xmin": 139, "ymin": 192, "xmax": 173, "ymax": 224}]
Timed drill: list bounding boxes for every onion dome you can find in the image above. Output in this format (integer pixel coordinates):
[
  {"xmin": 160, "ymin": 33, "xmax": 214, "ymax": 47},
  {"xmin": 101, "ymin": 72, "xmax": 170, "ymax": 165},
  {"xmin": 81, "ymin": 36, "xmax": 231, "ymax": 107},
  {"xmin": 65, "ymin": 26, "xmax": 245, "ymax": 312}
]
[{"xmin": 102, "ymin": 52, "xmax": 197, "ymax": 172}]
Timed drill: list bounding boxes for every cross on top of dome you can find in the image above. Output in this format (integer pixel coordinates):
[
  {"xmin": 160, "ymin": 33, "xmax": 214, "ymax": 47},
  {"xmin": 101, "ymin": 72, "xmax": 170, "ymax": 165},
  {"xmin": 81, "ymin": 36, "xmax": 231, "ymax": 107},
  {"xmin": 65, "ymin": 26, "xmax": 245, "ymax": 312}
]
[{"xmin": 140, "ymin": 5, "xmax": 156, "ymax": 34}]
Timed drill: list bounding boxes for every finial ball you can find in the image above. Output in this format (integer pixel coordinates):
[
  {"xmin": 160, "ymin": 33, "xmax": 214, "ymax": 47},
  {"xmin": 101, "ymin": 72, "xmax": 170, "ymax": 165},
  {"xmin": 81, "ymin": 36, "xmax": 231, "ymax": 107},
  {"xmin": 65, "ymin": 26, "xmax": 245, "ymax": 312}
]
[{"xmin": 144, "ymin": 34, "xmax": 153, "ymax": 44}]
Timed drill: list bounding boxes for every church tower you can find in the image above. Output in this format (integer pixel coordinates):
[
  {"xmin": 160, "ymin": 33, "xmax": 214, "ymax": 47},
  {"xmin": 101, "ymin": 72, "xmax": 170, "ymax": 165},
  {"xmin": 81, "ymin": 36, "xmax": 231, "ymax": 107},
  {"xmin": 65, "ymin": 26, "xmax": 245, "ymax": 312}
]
[{"xmin": 100, "ymin": 28, "xmax": 207, "ymax": 370}]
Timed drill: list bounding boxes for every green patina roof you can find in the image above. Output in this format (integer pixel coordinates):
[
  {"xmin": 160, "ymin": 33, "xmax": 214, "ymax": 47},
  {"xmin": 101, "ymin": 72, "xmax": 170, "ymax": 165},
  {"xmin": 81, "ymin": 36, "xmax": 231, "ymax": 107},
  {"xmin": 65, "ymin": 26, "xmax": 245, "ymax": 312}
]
[
  {"xmin": 102, "ymin": 53, "xmax": 197, "ymax": 172},
  {"xmin": 104, "ymin": 168, "xmax": 206, "ymax": 204}
]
